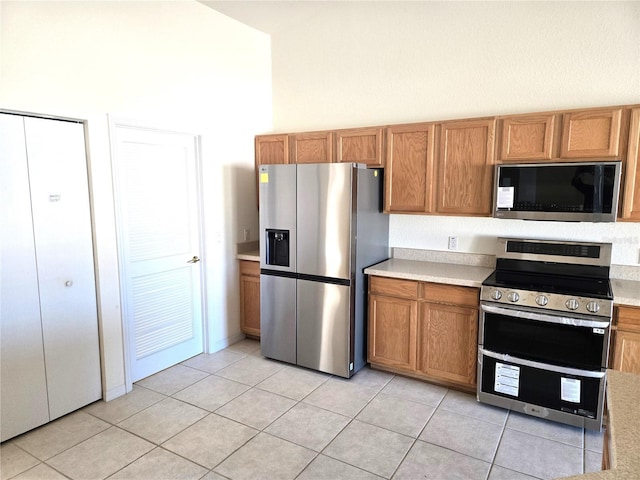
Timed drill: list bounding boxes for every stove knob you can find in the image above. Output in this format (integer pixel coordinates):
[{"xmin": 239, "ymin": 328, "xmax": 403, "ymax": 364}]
[
  {"xmin": 565, "ymin": 298, "xmax": 580, "ymax": 311},
  {"xmin": 535, "ymin": 295, "xmax": 549, "ymax": 306},
  {"xmin": 507, "ymin": 292, "xmax": 520, "ymax": 303},
  {"xmin": 491, "ymin": 290, "xmax": 502, "ymax": 301},
  {"xmin": 586, "ymin": 301, "xmax": 600, "ymax": 314}
]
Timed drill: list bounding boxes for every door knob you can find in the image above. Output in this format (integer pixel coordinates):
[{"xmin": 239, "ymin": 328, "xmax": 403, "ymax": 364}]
[{"xmin": 187, "ymin": 256, "xmax": 200, "ymax": 263}]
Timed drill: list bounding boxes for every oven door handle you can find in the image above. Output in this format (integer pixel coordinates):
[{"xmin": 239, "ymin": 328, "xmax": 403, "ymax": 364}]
[
  {"xmin": 480, "ymin": 303, "xmax": 610, "ymax": 329},
  {"xmin": 479, "ymin": 348, "xmax": 607, "ymax": 378}
]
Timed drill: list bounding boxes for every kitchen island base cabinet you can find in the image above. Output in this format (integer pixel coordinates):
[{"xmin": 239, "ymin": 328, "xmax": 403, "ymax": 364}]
[
  {"xmin": 368, "ymin": 275, "xmax": 479, "ymax": 392},
  {"xmin": 239, "ymin": 260, "xmax": 260, "ymax": 338}
]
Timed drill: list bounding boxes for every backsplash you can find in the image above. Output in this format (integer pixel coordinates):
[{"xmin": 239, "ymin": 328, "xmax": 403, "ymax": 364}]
[{"xmin": 392, "ymin": 247, "xmax": 640, "ymax": 281}]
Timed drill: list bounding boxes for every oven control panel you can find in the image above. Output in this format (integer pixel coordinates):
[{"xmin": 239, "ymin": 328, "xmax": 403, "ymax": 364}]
[{"xmin": 480, "ymin": 287, "xmax": 613, "ymax": 318}]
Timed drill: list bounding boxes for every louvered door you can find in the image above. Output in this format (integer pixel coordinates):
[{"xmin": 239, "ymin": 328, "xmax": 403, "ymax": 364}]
[{"xmin": 112, "ymin": 123, "xmax": 204, "ymax": 383}]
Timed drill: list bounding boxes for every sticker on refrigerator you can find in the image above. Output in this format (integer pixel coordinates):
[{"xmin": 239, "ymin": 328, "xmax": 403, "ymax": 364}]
[
  {"xmin": 495, "ymin": 362, "xmax": 520, "ymax": 397},
  {"xmin": 561, "ymin": 377, "xmax": 581, "ymax": 403},
  {"xmin": 496, "ymin": 186, "xmax": 515, "ymax": 208},
  {"xmin": 260, "ymin": 172, "xmax": 269, "ymax": 183}
]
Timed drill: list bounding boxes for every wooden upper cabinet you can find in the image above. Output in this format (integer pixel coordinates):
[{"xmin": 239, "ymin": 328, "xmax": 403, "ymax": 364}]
[
  {"xmin": 291, "ymin": 131, "xmax": 334, "ymax": 164},
  {"xmin": 560, "ymin": 108, "xmax": 622, "ymax": 159},
  {"xmin": 255, "ymin": 134, "xmax": 290, "ymax": 165},
  {"xmin": 385, "ymin": 123, "xmax": 436, "ymax": 213},
  {"xmin": 437, "ymin": 118, "xmax": 496, "ymax": 216},
  {"xmin": 499, "ymin": 114, "xmax": 556, "ymax": 161},
  {"xmin": 621, "ymin": 108, "xmax": 640, "ymax": 220},
  {"xmin": 335, "ymin": 127, "xmax": 384, "ymax": 167}
]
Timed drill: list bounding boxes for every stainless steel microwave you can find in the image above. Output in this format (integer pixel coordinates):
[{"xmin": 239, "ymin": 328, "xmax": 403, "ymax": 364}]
[{"xmin": 493, "ymin": 161, "xmax": 622, "ymax": 222}]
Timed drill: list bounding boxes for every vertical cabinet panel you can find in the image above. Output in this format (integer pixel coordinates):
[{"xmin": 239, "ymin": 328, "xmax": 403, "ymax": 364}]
[
  {"xmin": 0, "ymin": 114, "xmax": 50, "ymax": 441},
  {"xmin": 385, "ymin": 123, "xmax": 436, "ymax": 213},
  {"xmin": 622, "ymin": 108, "xmax": 640, "ymax": 220}
]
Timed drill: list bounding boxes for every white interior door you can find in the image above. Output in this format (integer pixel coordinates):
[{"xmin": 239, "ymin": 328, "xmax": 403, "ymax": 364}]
[{"xmin": 112, "ymin": 123, "xmax": 204, "ymax": 383}]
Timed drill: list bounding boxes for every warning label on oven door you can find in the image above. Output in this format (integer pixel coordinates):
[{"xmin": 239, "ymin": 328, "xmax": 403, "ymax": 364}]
[
  {"xmin": 495, "ymin": 362, "xmax": 520, "ymax": 397},
  {"xmin": 561, "ymin": 377, "xmax": 581, "ymax": 403}
]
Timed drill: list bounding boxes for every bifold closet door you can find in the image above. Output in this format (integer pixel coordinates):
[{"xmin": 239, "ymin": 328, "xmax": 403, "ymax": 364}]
[
  {"xmin": 0, "ymin": 114, "xmax": 50, "ymax": 441},
  {"xmin": 24, "ymin": 116, "xmax": 102, "ymax": 420},
  {"xmin": 0, "ymin": 114, "xmax": 101, "ymax": 441}
]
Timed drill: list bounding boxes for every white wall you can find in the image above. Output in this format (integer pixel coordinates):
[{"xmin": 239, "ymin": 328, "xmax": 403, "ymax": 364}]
[
  {"xmin": 1, "ymin": 0, "xmax": 272, "ymax": 398},
  {"xmin": 267, "ymin": 1, "xmax": 640, "ymax": 266}
]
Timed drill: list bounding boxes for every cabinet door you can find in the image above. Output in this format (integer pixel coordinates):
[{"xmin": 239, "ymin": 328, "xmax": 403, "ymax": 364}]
[
  {"xmin": 385, "ymin": 123, "xmax": 436, "ymax": 213},
  {"xmin": 560, "ymin": 108, "xmax": 622, "ymax": 159},
  {"xmin": 239, "ymin": 261, "xmax": 260, "ymax": 337},
  {"xmin": 291, "ymin": 131, "xmax": 333, "ymax": 164},
  {"xmin": 438, "ymin": 119, "xmax": 495, "ymax": 216},
  {"xmin": 612, "ymin": 330, "xmax": 640, "ymax": 374},
  {"xmin": 417, "ymin": 302, "xmax": 478, "ymax": 386},
  {"xmin": 336, "ymin": 127, "xmax": 384, "ymax": 167},
  {"xmin": 499, "ymin": 114, "xmax": 556, "ymax": 161},
  {"xmin": 255, "ymin": 134, "xmax": 290, "ymax": 165},
  {"xmin": 621, "ymin": 108, "xmax": 640, "ymax": 220},
  {"xmin": 368, "ymin": 294, "xmax": 417, "ymax": 371},
  {"xmin": 611, "ymin": 306, "xmax": 640, "ymax": 374}
]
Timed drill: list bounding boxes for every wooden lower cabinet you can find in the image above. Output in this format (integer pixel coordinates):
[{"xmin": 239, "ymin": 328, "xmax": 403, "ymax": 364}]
[
  {"xmin": 239, "ymin": 260, "xmax": 260, "ymax": 337},
  {"xmin": 368, "ymin": 293, "xmax": 417, "ymax": 370},
  {"xmin": 611, "ymin": 305, "xmax": 640, "ymax": 374},
  {"xmin": 417, "ymin": 302, "xmax": 478, "ymax": 386},
  {"xmin": 368, "ymin": 275, "xmax": 479, "ymax": 390}
]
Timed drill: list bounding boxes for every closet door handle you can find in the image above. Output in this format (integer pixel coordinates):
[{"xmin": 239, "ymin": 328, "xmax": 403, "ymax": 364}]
[{"xmin": 187, "ymin": 256, "xmax": 200, "ymax": 264}]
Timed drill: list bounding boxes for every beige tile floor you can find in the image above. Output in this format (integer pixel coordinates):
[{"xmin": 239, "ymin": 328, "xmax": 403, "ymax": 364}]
[{"xmin": 1, "ymin": 338, "xmax": 605, "ymax": 480}]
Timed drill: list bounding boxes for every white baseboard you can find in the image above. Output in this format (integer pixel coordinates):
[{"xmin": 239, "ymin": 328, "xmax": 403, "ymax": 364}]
[{"xmin": 208, "ymin": 332, "xmax": 246, "ymax": 354}]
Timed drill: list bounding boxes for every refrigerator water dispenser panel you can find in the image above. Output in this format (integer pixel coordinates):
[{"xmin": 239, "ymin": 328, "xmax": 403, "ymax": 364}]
[{"xmin": 266, "ymin": 229, "xmax": 290, "ymax": 267}]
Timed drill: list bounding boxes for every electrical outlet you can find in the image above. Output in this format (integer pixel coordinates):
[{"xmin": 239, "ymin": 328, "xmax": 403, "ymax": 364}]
[
  {"xmin": 448, "ymin": 236, "xmax": 458, "ymax": 250},
  {"xmin": 243, "ymin": 228, "xmax": 250, "ymax": 241}
]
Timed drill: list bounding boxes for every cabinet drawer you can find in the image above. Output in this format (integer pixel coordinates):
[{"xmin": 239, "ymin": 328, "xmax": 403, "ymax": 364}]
[
  {"xmin": 239, "ymin": 260, "xmax": 260, "ymax": 276},
  {"xmin": 420, "ymin": 282, "xmax": 479, "ymax": 307},
  {"xmin": 615, "ymin": 305, "xmax": 640, "ymax": 333},
  {"xmin": 370, "ymin": 276, "xmax": 419, "ymax": 299}
]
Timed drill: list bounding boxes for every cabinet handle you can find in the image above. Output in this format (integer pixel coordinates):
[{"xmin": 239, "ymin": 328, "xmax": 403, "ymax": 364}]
[
  {"xmin": 65, "ymin": 280, "xmax": 73, "ymax": 287},
  {"xmin": 187, "ymin": 256, "xmax": 200, "ymax": 263}
]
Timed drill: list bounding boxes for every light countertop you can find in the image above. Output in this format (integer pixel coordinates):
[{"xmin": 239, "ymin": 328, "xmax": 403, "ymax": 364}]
[
  {"xmin": 611, "ymin": 279, "xmax": 640, "ymax": 307},
  {"xmin": 238, "ymin": 253, "xmax": 640, "ymax": 307},
  {"xmin": 560, "ymin": 370, "xmax": 640, "ymax": 480},
  {"xmin": 364, "ymin": 258, "xmax": 493, "ymax": 288},
  {"xmin": 237, "ymin": 250, "xmax": 259, "ymax": 262}
]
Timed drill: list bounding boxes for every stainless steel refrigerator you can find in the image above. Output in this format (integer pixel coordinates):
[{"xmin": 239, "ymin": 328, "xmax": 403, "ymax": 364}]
[{"xmin": 259, "ymin": 162, "xmax": 389, "ymax": 378}]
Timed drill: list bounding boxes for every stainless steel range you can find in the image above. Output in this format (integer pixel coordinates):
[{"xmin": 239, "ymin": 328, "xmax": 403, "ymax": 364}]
[{"xmin": 478, "ymin": 238, "xmax": 613, "ymax": 431}]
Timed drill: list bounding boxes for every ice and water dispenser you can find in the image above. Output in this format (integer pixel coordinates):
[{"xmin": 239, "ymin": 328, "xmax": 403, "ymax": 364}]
[{"xmin": 265, "ymin": 229, "xmax": 290, "ymax": 267}]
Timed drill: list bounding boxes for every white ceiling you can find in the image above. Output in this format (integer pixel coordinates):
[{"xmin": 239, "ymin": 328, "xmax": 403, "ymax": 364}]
[{"xmin": 200, "ymin": 1, "xmax": 341, "ymax": 35}]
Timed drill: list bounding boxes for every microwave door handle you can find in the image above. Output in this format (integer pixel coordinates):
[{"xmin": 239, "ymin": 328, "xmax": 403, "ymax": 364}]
[
  {"xmin": 479, "ymin": 348, "xmax": 606, "ymax": 379},
  {"xmin": 481, "ymin": 304, "xmax": 610, "ymax": 329}
]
